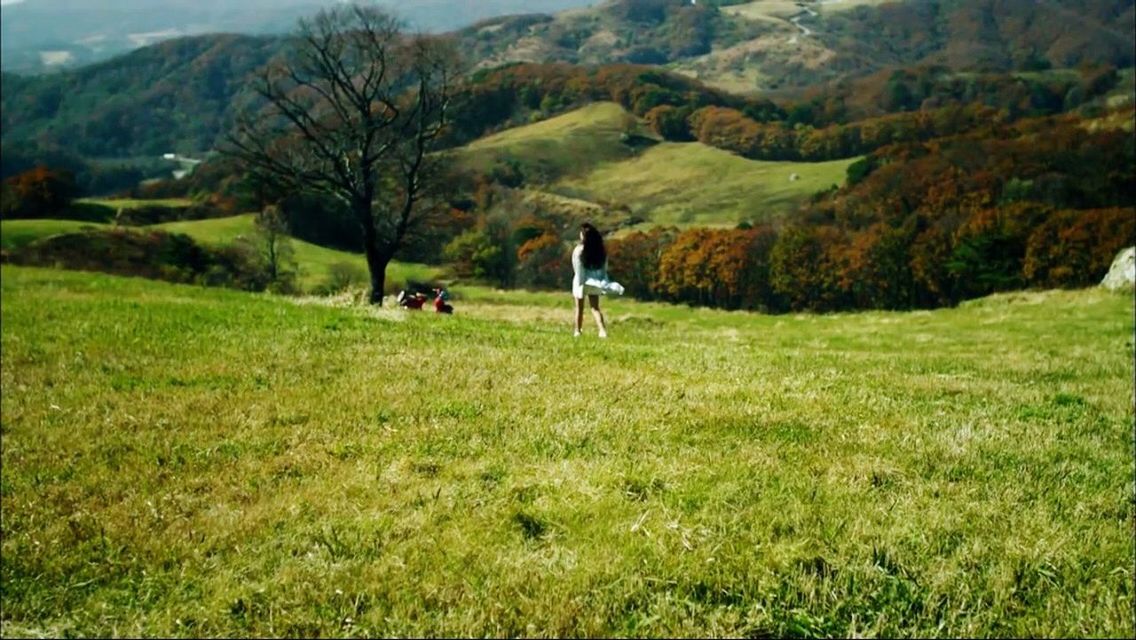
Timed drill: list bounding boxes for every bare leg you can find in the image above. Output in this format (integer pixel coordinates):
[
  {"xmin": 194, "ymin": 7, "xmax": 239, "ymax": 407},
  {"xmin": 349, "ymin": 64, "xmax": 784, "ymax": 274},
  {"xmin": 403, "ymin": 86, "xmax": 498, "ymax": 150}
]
[
  {"xmin": 588, "ymin": 295, "xmax": 607, "ymax": 338},
  {"xmin": 574, "ymin": 296, "xmax": 584, "ymax": 336}
]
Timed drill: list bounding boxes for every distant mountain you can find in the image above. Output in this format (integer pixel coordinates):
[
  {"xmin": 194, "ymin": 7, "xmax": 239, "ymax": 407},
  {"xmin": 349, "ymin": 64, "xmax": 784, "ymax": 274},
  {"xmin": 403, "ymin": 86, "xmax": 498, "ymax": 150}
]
[
  {"xmin": 2, "ymin": 0, "xmax": 1132, "ymax": 174},
  {"xmin": 458, "ymin": 0, "xmax": 1135, "ymax": 93},
  {"xmin": 5, "ymin": 0, "xmax": 1131, "ymax": 81},
  {"xmin": 0, "ymin": 0, "xmax": 598, "ymax": 73},
  {"xmin": 1, "ymin": 33, "xmax": 283, "ymax": 158}
]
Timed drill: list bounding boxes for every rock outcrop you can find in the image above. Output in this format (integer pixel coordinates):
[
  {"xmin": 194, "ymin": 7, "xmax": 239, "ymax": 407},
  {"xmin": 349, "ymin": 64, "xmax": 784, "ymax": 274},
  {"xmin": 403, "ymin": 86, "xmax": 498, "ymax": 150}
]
[{"xmin": 1100, "ymin": 246, "xmax": 1135, "ymax": 291}]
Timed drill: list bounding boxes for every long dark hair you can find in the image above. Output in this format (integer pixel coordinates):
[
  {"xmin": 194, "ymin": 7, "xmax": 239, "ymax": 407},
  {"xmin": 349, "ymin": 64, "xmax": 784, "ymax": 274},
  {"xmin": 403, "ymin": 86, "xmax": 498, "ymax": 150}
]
[{"xmin": 580, "ymin": 223, "xmax": 606, "ymax": 269}]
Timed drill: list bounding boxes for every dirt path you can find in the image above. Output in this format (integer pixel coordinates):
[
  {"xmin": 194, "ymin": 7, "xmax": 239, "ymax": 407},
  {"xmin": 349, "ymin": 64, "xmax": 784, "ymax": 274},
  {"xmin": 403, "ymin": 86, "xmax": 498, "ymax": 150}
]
[{"xmin": 787, "ymin": 0, "xmax": 843, "ymax": 44}]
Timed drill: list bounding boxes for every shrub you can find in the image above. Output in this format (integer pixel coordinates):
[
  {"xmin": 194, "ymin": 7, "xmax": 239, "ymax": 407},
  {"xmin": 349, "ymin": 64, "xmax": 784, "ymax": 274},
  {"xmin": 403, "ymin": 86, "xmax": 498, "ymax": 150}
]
[
  {"xmin": 516, "ymin": 233, "xmax": 571, "ymax": 290},
  {"xmin": 1023, "ymin": 207, "xmax": 1136, "ymax": 288},
  {"xmin": 644, "ymin": 105, "xmax": 693, "ymax": 141},
  {"xmin": 314, "ymin": 261, "xmax": 368, "ymax": 295},
  {"xmin": 444, "ymin": 229, "xmax": 512, "ymax": 287},
  {"xmin": 1, "ymin": 166, "xmax": 77, "ymax": 219},
  {"xmin": 7, "ymin": 228, "xmax": 272, "ymax": 292}
]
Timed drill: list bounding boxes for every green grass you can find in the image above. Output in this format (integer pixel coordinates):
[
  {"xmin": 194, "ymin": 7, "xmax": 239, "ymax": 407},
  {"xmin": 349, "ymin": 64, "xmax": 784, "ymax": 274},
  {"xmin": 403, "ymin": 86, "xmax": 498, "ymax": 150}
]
[
  {"xmin": 1, "ymin": 214, "xmax": 441, "ymax": 292},
  {"xmin": 151, "ymin": 214, "xmax": 260, "ymax": 243},
  {"xmin": 669, "ymin": 65, "xmax": 772, "ymax": 97},
  {"xmin": 0, "ymin": 219, "xmax": 110, "ymax": 251},
  {"xmin": 456, "ymin": 102, "xmax": 646, "ymax": 181},
  {"xmin": 721, "ymin": 1, "xmax": 805, "ymax": 22},
  {"xmin": 154, "ymin": 215, "xmax": 441, "ymax": 291},
  {"xmin": 557, "ymin": 143, "xmax": 857, "ymax": 225},
  {"xmin": 77, "ymin": 197, "xmax": 195, "ymax": 209},
  {"xmin": 2, "ymin": 265, "xmax": 1133, "ymax": 637},
  {"xmin": 453, "ymin": 101, "xmax": 857, "ymax": 226}
]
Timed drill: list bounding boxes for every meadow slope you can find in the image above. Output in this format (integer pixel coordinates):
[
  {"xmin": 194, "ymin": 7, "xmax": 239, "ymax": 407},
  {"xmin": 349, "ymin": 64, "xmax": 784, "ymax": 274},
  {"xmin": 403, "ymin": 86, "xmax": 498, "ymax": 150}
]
[
  {"xmin": 557, "ymin": 143, "xmax": 855, "ymax": 225},
  {"xmin": 1, "ymin": 266, "xmax": 1133, "ymax": 637},
  {"xmin": 457, "ymin": 102, "xmax": 644, "ymax": 180},
  {"xmin": 455, "ymin": 102, "xmax": 858, "ymax": 226},
  {"xmin": 0, "ymin": 217, "xmax": 441, "ymax": 292}
]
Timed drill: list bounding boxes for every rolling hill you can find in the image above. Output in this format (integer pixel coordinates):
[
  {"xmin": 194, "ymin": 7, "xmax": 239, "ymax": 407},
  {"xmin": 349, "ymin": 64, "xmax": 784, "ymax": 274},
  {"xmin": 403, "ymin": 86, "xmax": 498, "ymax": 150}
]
[
  {"xmin": 0, "ymin": 0, "xmax": 597, "ymax": 74},
  {"xmin": 0, "ymin": 219, "xmax": 109, "ymax": 251},
  {"xmin": 453, "ymin": 101, "xmax": 857, "ymax": 226},
  {"xmin": 556, "ymin": 142, "xmax": 855, "ymax": 225},
  {"xmin": 151, "ymin": 215, "xmax": 441, "ymax": 290},
  {"xmin": 459, "ymin": 0, "xmax": 1136, "ymax": 94},
  {"xmin": 0, "ymin": 213, "xmax": 440, "ymax": 292},
  {"xmin": 0, "ymin": 34, "xmax": 283, "ymax": 158},
  {"xmin": 3, "ymin": 0, "xmax": 1131, "ymax": 172},
  {"xmin": 457, "ymin": 102, "xmax": 649, "ymax": 181}
]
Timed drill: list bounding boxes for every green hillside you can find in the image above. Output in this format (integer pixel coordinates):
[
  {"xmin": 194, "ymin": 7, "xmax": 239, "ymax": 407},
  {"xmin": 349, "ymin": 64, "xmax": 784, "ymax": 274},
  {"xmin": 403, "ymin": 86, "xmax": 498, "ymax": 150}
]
[
  {"xmin": 458, "ymin": 102, "xmax": 857, "ymax": 226},
  {"xmin": 1, "ymin": 215, "xmax": 441, "ymax": 291},
  {"xmin": 78, "ymin": 197, "xmax": 194, "ymax": 210},
  {"xmin": 153, "ymin": 215, "xmax": 441, "ymax": 290},
  {"xmin": 0, "ymin": 1, "xmax": 597, "ymax": 74},
  {"xmin": 457, "ymin": 102, "xmax": 649, "ymax": 181},
  {"xmin": 0, "ymin": 220, "xmax": 110, "ymax": 251},
  {"xmin": 556, "ymin": 142, "xmax": 856, "ymax": 225},
  {"xmin": 461, "ymin": 0, "xmax": 1135, "ymax": 94},
  {"xmin": 2, "ymin": 265, "xmax": 1133, "ymax": 637},
  {"xmin": 0, "ymin": 35, "xmax": 283, "ymax": 158}
]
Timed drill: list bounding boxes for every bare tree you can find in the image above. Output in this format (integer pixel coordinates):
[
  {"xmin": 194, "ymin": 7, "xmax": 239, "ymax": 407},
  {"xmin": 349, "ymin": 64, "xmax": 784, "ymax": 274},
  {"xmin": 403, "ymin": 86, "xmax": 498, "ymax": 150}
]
[
  {"xmin": 224, "ymin": 2, "xmax": 461, "ymax": 304},
  {"xmin": 251, "ymin": 204, "xmax": 296, "ymax": 287}
]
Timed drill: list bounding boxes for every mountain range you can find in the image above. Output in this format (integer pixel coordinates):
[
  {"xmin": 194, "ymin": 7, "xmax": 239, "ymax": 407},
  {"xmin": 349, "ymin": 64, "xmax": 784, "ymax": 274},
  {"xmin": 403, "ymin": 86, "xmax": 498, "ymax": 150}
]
[
  {"xmin": 0, "ymin": 0, "xmax": 599, "ymax": 73},
  {"xmin": 1, "ymin": 0, "xmax": 1132, "ymax": 176},
  {"xmin": 459, "ymin": 0, "xmax": 1135, "ymax": 93}
]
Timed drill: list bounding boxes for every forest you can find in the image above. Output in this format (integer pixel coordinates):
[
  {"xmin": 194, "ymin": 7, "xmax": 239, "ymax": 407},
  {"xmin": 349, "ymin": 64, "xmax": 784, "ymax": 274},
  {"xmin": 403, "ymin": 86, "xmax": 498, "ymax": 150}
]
[{"xmin": 444, "ymin": 106, "xmax": 1136, "ymax": 312}]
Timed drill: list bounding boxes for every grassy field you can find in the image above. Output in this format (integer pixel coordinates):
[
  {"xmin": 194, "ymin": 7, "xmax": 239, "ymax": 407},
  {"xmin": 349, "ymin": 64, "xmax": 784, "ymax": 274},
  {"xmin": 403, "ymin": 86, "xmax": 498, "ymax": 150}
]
[
  {"xmin": 1, "ymin": 265, "xmax": 1133, "ymax": 637},
  {"xmin": 154, "ymin": 215, "xmax": 441, "ymax": 291},
  {"xmin": 76, "ymin": 197, "xmax": 195, "ymax": 209},
  {"xmin": 1, "ymin": 216, "xmax": 441, "ymax": 293},
  {"xmin": 557, "ymin": 143, "xmax": 857, "ymax": 225},
  {"xmin": 723, "ymin": 0, "xmax": 894, "ymax": 21},
  {"xmin": 721, "ymin": 1, "xmax": 804, "ymax": 22},
  {"xmin": 669, "ymin": 65, "xmax": 773, "ymax": 98},
  {"xmin": 0, "ymin": 220, "xmax": 110, "ymax": 251}
]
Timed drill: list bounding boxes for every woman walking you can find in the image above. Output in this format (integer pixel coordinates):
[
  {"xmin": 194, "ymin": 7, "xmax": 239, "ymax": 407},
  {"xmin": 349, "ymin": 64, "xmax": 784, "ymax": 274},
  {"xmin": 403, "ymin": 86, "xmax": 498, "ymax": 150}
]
[{"xmin": 572, "ymin": 223, "xmax": 623, "ymax": 338}]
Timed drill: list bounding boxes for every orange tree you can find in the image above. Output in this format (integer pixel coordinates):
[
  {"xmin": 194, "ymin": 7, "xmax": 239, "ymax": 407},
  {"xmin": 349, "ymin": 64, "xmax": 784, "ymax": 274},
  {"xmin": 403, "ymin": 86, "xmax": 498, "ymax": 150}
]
[{"xmin": 0, "ymin": 166, "xmax": 77, "ymax": 219}]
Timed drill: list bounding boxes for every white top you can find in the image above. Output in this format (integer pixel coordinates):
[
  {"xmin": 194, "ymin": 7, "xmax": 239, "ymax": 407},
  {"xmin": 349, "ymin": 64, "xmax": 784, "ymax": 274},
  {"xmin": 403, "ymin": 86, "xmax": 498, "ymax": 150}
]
[{"xmin": 572, "ymin": 244, "xmax": 609, "ymax": 299}]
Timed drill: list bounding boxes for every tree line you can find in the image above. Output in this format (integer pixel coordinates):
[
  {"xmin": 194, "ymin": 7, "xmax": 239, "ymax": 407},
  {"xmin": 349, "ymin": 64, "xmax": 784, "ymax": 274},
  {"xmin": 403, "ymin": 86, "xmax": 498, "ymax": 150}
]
[
  {"xmin": 445, "ymin": 61, "xmax": 1124, "ymax": 163},
  {"xmin": 606, "ymin": 114, "xmax": 1134, "ymax": 312},
  {"xmin": 435, "ymin": 108, "xmax": 1134, "ymax": 312}
]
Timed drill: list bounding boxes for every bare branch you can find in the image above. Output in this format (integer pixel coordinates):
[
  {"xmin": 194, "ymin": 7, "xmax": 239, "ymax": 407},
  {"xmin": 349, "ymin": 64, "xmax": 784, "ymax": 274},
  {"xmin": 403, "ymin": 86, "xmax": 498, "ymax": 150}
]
[{"xmin": 219, "ymin": 2, "xmax": 465, "ymax": 304}]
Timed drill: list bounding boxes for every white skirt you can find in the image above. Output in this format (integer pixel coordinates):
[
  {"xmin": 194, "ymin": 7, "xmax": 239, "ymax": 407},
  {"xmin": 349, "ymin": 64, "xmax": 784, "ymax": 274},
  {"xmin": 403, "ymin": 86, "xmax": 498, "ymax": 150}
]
[{"xmin": 573, "ymin": 277, "xmax": 625, "ymax": 299}]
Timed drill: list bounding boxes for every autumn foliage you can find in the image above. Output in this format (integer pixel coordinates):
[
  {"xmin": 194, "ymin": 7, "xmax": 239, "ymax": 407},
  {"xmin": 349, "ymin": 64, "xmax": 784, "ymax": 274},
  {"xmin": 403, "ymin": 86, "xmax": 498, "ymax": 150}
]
[
  {"xmin": 603, "ymin": 111, "xmax": 1135, "ymax": 313},
  {"xmin": 445, "ymin": 61, "xmax": 1110, "ymax": 166},
  {"xmin": 0, "ymin": 166, "xmax": 77, "ymax": 219}
]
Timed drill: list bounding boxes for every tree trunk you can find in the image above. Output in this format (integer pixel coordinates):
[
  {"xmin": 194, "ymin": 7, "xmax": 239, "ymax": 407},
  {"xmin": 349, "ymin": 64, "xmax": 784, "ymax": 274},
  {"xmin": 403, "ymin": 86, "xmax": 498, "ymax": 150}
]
[
  {"xmin": 267, "ymin": 233, "xmax": 278, "ymax": 282},
  {"xmin": 364, "ymin": 241, "xmax": 390, "ymax": 306},
  {"xmin": 357, "ymin": 198, "xmax": 390, "ymax": 306}
]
